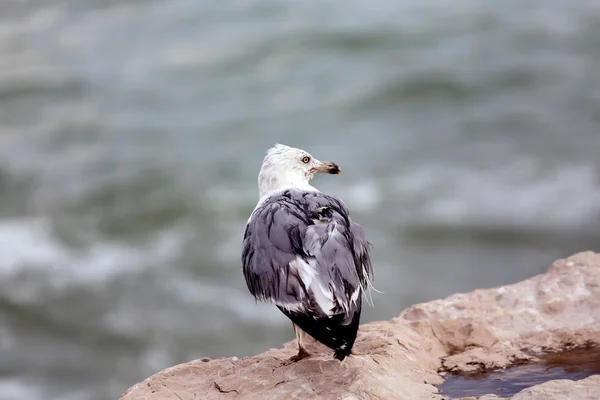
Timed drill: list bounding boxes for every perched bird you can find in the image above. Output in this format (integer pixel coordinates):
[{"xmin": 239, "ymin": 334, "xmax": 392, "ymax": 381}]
[{"xmin": 241, "ymin": 144, "xmax": 374, "ymax": 361}]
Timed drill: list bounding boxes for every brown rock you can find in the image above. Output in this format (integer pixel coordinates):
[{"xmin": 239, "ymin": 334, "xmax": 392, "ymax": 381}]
[
  {"xmin": 121, "ymin": 252, "xmax": 600, "ymax": 400},
  {"xmin": 121, "ymin": 321, "xmax": 445, "ymax": 400},
  {"xmin": 510, "ymin": 375, "xmax": 600, "ymax": 400}
]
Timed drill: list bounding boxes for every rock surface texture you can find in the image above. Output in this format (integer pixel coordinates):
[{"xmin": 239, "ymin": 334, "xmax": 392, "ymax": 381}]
[{"xmin": 121, "ymin": 252, "xmax": 600, "ymax": 400}]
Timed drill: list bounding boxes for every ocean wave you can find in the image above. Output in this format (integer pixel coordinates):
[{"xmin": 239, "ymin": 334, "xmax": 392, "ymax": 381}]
[
  {"xmin": 0, "ymin": 218, "xmax": 187, "ymax": 295},
  {"xmin": 0, "ymin": 71, "xmax": 83, "ymax": 103},
  {"xmin": 0, "ymin": 380, "xmax": 44, "ymax": 400},
  {"xmin": 384, "ymin": 160, "xmax": 600, "ymax": 249}
]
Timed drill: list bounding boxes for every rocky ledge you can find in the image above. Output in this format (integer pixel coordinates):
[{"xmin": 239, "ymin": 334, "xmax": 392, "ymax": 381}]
[{"xmin": 121, "ymin": 251, "xmax": 600, "ymax": 400}]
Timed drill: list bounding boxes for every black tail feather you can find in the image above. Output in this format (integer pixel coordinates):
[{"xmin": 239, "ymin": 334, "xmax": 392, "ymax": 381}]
[
  {"xmin": 334, "ymin": 348, "xmax": 350, "ymax": 361},
  {"xmin": 278, "ymin": 297, "xmax": 362, "ymax": 360}
]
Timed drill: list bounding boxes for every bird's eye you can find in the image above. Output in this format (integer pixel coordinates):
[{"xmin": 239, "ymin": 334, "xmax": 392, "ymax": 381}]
[{"xmin": 302, "ymin": 156, "xmax": 311, "ymax": 164}]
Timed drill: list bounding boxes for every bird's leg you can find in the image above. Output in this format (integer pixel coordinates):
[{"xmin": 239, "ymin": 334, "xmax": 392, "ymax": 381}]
[{"xmin": 289, "ymin": 324, "xmax": 310, "ymax": 362}]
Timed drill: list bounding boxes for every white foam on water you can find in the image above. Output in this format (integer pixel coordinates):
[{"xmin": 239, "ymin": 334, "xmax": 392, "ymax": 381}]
[
  {"xmin": 0, "ymin": 218, "xmax": 187, "ymax": 301},
  {"xmin": 344, "ymin": 179, "xmax": 383, "ymax": 213},
  {"xmin": 215, "ymin": 220, "xmax": 245, "ymax": 266},
  {"xmin": 0, "ymin": 379, "xmax": 44, "ymax": 400},
  {"xmin": 391, "ymin": 161, "xmax": 600, "ymax": 230},
  {"xmin": 205, "ymin": 185, "xmax": 256, "ymax": 211},
  {"xmin": 166, "ymin": 278, "xmax": 284, "ymax": 326}
]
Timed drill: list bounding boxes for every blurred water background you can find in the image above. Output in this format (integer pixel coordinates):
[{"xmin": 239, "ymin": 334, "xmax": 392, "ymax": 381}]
[{"xmin": 1, "ymin": 0, "xmax": 600, "ymax": 399}]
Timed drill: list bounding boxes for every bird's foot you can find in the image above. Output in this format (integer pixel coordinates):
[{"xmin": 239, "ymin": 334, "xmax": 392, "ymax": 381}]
[{"xmin": 289, "ymin": 347, "xmax": 310, "ymax": 362}]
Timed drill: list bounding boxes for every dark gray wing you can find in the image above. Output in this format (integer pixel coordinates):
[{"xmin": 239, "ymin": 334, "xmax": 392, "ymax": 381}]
[{"xmin": 241, "ymin": 188, "xmax": 373, "ymax": 359}]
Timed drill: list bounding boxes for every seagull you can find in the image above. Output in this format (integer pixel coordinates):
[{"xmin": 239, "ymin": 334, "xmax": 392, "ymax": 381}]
[{"xmin": 241, "ymin": 144, "xmax": 374, "ymax": 361}]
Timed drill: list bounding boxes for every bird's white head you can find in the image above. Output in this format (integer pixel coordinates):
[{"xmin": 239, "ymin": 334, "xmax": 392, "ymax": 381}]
[{"xmin": 257, "ymin": 144, "xmax": 341, "ymax": 197}]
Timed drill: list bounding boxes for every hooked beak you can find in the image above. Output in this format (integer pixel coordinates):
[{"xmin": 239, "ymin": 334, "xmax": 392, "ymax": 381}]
[{"xmin": 313, "ymin": 161, "xmax": 342, "ymax": 175}]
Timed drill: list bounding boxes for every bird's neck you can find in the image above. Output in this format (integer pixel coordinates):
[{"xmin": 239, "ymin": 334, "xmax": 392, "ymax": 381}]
[{"xmin": 258, "ymin": 169, "xmax": 317, "ymax": 198}]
